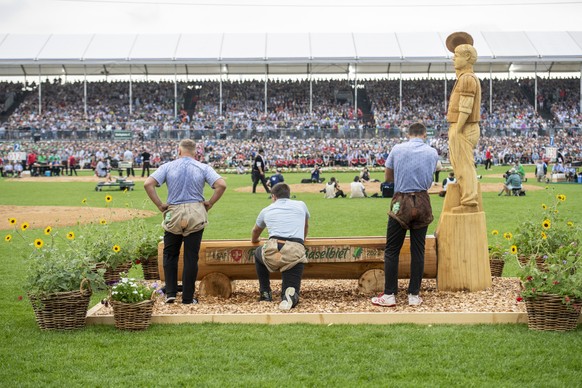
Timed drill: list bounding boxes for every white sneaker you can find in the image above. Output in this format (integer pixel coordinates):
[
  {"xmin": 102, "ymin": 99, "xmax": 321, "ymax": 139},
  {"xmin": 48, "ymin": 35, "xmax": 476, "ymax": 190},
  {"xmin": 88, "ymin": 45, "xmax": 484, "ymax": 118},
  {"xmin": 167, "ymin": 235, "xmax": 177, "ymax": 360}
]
[
  {"xmin": 279, "ymin": 287, "xmax": 296, "ymax": 310},
  {"xmin": 371, "ymin": 293, "xmax": 396, "ymax": 307},
  {"xmin": 408, "ymin": 294, "xmax": 423, "ymax": 306}
]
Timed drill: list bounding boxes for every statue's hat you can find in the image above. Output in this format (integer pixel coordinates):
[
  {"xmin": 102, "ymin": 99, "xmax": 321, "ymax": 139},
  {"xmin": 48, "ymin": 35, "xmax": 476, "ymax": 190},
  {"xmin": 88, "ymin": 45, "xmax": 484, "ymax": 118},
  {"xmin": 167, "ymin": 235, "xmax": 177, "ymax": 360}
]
[{"xmin": 446, "ymin": 32, "xmax": 474, "ymax": 53}]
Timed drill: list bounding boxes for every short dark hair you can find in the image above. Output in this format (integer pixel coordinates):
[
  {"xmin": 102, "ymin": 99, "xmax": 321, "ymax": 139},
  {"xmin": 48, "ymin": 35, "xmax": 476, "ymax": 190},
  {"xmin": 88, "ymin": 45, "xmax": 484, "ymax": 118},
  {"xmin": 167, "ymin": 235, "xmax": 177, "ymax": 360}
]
[
  {"xmin": 271, "ymin": 183, "xmax": 290, "ymax": 199},
  {"xmin": 408, "ymin": 122, "xmax": 427, "ymax": 137},
  {"xmin": 353, "ymin": 176, "xmax": 360, "ymax": 182}
]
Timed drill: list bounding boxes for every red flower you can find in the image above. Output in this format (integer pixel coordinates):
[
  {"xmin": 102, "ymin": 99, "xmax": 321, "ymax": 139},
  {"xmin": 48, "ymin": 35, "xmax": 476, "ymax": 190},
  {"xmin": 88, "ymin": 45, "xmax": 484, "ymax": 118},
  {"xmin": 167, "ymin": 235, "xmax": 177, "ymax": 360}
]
[
  {"xmin": 565, "ymin": 296, "xmax": 571, "ymax": 303},
  {"xmin": 516, "ymin": 296, "xmax": 523, "ymax": 302},
  {"xmin": 526, "ymin": 276, "xmax": 533, "ymax": 281},
  {"xmin": 135, "ymin": 259, "xmax": 141, "ymax": 265},
  {"xmin": 553, "ymin": 281, "xmax": 560, "ymax": 285},
  {"xmin": 17, "ymin": 295, "xmax": 23, "ymax": 301}
]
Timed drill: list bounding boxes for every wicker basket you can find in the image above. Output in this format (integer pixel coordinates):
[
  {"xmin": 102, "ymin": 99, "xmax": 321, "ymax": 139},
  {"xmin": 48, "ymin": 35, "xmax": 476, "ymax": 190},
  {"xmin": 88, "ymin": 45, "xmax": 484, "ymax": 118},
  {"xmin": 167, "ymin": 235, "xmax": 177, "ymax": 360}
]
[
  {"xmin": 489, "ymin": 258, "xmax": 505, "ymax": 277},
  {"xmin": 111, "ymin": 297, "xmax": 155, "ymax": 331},
  {"xmin": 29, "ymin": 279, "xmax": 92, "ymax": 331},
  {"xmin": 525, "ymin": 294, "xmax": 581, "ymax": 332},
  {"xmin": 518, "ymin": 255, "xmax": 547, "ymax": 271},
  {"xmin": 96, "ymin": 261, "xmax": 133, "ymax": 285},
  {"xmin": 141, "ymin": 255, "xmax": 159, "ymax": 280}
]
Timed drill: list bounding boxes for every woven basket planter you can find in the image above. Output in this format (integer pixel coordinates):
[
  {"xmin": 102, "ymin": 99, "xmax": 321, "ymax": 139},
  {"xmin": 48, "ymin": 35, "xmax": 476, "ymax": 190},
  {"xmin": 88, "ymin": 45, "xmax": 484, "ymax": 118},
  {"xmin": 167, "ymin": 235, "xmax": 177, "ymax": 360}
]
[
  {"xmin": 525, "ymin": 294, "xmax": 581, "ymax": 332},
  {"xmin": 141, "ymin": 255, "xmax": 159, "ymax": 280},
  {"xmin": 489, "ymin": 258, "xmax": 505, "ymax": 277},
  {"xmin": 111, "ymin": 298, "xmax": 155, "ymax": 331},
  {"xmin": 518, "ymin": 255, "xmax": 547, "ymax": 271},
  {"xmin": 29, "ymin": 279, "xmax": 92, "ymax": 331},
  {"xmin": 96, "ymin": 261, "xmax": 133, "ymax": 285}
]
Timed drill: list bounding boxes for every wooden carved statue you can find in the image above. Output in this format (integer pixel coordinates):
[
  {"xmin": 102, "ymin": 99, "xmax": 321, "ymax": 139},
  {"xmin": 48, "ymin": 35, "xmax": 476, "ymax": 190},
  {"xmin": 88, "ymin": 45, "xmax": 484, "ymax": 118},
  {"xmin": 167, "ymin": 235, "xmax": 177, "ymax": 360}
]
[{"xmin": 446, "ymin": 32, "xmax": 481, "ymax": 214}]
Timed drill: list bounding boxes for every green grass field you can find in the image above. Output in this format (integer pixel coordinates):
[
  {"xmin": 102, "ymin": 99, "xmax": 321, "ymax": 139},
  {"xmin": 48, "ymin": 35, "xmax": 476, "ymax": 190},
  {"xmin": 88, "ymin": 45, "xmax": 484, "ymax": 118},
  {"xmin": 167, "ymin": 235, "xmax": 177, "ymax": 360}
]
[{"xmin": 1, "ymin": 165, "xmax": 581, "ymax": 386}]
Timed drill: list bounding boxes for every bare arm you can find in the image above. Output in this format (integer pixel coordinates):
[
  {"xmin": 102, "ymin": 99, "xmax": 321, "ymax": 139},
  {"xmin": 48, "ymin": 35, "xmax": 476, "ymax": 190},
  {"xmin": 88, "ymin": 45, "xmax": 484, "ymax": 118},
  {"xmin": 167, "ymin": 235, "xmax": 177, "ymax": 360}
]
[
  {"xmin": 385, "ymin": 167, "xmax": 394, "ymax": 183},
  {"xmin": 144, "ymin": 176, "xmax": 168, "ymax": 212},
  {"xmin": 251, "ymin": 224, "xmax": 265, "ymax": 244},
  {"xmin": 304, "ymin": 217, "xmax": 309, "ymax": 241},
  {"xmin": 203, "ymin": 178, "xmax": 227, "ymax": 212}
]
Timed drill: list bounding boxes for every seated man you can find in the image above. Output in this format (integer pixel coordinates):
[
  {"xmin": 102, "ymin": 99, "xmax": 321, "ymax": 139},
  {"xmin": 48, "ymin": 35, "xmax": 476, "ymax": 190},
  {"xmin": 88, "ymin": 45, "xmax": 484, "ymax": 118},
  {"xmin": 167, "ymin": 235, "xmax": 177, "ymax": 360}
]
[
  {"xmin": 565, "ymin": 164, "xmax": 577, "ymax": 182},
  {"xmin": 267, "ymin": 168, "xmax": 284, "ymax": 188},
  {"xmin": 322, "ymin": 177, "xmax": 346, "ymax": 198},
  {"xmin": 251, "ymin": 183, "xmax": 309, "ymax": 310},
  {"xmin": 13, "ymin": 162, "xmax": 23, "ymax": 178},
  {"xmin": 95, "ymin": 158, "xmax": 113, "ymax": 182},
  {"xmin": 360, "ymin": 167, "xmax": 380, "ymax": 183},
  {"xmin": 350, "ymin": 175, "xmax": 367, "ymax": 198},
  {"xmin": 3, "ymin": 162, "xmax": 14, "ymax": 177},
  {"xmin": 439, "ymin": 172, "xmax": 456, "ymax": 197},
  {"xmin": 500, "ymin": 168, "xmax": 522, "ymax": 196}
]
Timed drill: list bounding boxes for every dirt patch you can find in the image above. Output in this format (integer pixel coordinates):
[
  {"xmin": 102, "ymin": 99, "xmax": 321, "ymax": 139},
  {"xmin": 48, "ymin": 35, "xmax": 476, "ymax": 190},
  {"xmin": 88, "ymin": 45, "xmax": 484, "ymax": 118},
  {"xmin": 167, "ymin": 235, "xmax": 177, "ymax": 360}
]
[
  {"xmin": 235, "ymin": 182, "xmax": 544, "ymax": 195},
  {"xmin": 0, "ymin": 205, "xmax": 156, "ymax": 230}
]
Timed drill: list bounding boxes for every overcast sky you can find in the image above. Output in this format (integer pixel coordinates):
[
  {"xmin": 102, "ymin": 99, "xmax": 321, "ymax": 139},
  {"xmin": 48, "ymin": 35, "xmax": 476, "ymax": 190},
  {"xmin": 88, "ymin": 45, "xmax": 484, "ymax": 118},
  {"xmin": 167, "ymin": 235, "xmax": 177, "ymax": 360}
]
[{"xmin": 1, "ymin": 0, "xmax": 582, "ymax": 34}]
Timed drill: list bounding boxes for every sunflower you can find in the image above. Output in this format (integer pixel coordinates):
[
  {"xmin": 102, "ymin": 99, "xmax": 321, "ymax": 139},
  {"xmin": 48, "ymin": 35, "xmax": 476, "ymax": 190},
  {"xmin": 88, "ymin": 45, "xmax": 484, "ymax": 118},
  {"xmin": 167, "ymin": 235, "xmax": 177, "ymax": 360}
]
[
  {"xmin": 105, "ymin": 195, "xmax": 112, "ymax": 203},
  {"xmin": 542, "ymin": 219, "xmax": 551, "ymax": 229},
  {"xmin": 21, "ymin": 222, "xmax": 29, "ymax": 231},
  {"xmin": 66, "ymin": 231, "xmax": 75, "ymax": 240},
  {"xmin": 541, "ymin": 231, "xmax": 547, "ymax": 240},
  {"xmin": 557, "ymin": 194, "xmax": 566, "ymax": 202},
  {"xmin": 4, "ymin": 234, "xmax": 12, "ymax": 242},
  {"xmin": 34, "ymin": 239, "xmax": 44, "ymax": 249},
  {"xmin": 541, "ymin": 203, "xmax": 547, "ymax": 210},
  {"xmin": 112, "ymin": 245, "xmax": 121, "ymax": 253},
  {"xmin": 8, "ymin": 218, "xmax": 16, "ymax": 225},
  {"xmin": 44, "ymin": 226, "xmax": 52, "ymax": 235},
  {"xmin": 510, "ymin": 245, "xmax": 518, "ymax": 254},
  {"xmin": 503, "ymin": 232, "xmax": 513, "ymax": 240},
  {"xmin": 567, "ymin": 221, "xmax": 574, "ymax": 227},
  {"xmin": 491, "ymin": 230, "xmax": 499, "ymax": 236},
  {"xmin": 99, "ymin": 219, "xmax": 107, "ymax": 225}
]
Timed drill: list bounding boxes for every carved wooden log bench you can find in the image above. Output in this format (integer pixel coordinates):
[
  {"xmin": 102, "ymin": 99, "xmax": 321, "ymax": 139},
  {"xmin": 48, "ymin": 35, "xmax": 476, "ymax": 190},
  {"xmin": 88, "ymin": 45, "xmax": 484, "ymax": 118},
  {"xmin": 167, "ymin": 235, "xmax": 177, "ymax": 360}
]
[{"xmin": 157, "ymin": 236, "xmax": 437, "ymax": 297}]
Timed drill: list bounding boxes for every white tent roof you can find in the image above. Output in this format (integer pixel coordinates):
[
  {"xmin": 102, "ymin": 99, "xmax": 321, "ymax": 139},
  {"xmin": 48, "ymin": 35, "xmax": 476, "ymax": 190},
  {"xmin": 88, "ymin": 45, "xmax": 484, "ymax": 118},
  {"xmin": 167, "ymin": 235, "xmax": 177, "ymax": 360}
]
[{"xmin": 0, "ymin": 32, "xmax": 580, "ymax": 77}]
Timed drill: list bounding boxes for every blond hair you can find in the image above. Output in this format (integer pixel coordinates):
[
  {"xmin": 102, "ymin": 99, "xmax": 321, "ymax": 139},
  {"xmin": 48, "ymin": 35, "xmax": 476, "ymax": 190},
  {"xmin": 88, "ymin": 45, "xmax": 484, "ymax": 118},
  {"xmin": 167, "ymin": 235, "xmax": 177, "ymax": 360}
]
[{"xmin": 179, "ymin": 139, "xmax": 197, "ymax": 155}]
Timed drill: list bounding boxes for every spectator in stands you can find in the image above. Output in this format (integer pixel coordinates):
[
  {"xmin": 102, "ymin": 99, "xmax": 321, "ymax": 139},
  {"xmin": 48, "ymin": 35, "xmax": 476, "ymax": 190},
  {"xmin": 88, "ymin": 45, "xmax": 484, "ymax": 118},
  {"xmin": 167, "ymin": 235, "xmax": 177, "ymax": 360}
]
[{"xmin": 251, "ymin": 183, "xmax": 309, "ymax": 310}]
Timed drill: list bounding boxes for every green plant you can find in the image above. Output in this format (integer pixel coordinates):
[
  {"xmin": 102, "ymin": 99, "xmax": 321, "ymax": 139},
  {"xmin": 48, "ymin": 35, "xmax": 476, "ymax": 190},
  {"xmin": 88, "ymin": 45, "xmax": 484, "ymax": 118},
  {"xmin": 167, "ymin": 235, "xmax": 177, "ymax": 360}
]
[
  {"xmin": 510, "ymin": 192, "xmax": 582, "ymax": 304},
  {"xmin": 109, "ymin": 273, "xmax": 157, "ymax": 304},
  {"xmin": 4, "ymin": 219, "xmax": 105, "ymax": 297},
  {"xmin": 131, "ymin": 219, "xmax": 163, "ymax": 263},
  {"xmin": 487, "ymin": 229, "xmax": 514, "ymax": 262}
]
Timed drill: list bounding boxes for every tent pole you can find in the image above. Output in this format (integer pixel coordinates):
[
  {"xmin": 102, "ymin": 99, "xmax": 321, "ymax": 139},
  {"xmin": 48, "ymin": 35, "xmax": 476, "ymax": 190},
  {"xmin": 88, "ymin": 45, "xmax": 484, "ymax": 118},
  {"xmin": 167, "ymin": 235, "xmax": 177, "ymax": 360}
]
[
  {"xmin": 309, "ymin": 64, "xmax": 313, "ymax": 115},
  {"xmin": 399, "ymin": 64, "xmax": 402, "ymax": 115},
  {"xmin": 354, "ymin": 64, "xmax": 359, "ymax": 136},
  {"xmin": 129, "ymin": 65, "xmax": 133, "ymax": 116},
  {"xmin": 84, "ymin": 66, "xmax": 87, "ymax": 118},
  {"xmin": 534, "ymin": 62, "xmax": 538, "ymax": 113},
  {"xmin": 489, "ymin": 64, "xmax": 493, "ymax": 121},
  {"xmin": 219, "ymin": 72, "xmax": 223, "ymax": 116},
  {"xmin": 38, "ymin": 65, "xmax": 42, "ymax": 115},
  {"xmin": 444, "ymin": 62, "xmax": 448, "ymax": 115},
  {"xmin": 264, "ymin": 68, "xmax": 268, "ymax": 116},
  {"xmin": 174, "ymin": 65, "xmax": 178, "ymax": 119}
]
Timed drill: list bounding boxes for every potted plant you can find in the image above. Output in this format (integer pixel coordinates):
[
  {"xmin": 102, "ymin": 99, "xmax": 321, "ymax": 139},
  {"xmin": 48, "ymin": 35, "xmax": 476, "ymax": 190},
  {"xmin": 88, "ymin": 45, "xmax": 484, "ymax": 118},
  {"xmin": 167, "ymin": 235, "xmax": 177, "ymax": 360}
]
[
  {"xmin": 488, "ymin": 229, "xmax": 513, "ymax": 277},
  {"xmin": 109, "ymin": 273, "xmax": 159, "ymax": 331},
  {"xmin": 512, "ymin": 193, "xmax": 582, "ymax": 331},
  {"xmin": 5, "ymin": 220, "xmax": 104, "ymax": 330},
  {"xmin": 132, "ymin": 221, "xmax": 163, "ymax": 280}
]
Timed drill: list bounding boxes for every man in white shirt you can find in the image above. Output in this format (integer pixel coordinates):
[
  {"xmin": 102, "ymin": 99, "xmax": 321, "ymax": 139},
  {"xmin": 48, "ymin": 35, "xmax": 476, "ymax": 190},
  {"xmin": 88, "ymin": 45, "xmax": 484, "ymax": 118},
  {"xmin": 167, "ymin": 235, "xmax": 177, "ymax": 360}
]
[{"xmin": 350, "ymin": 176, "xmax": 367, "ymax": 198}]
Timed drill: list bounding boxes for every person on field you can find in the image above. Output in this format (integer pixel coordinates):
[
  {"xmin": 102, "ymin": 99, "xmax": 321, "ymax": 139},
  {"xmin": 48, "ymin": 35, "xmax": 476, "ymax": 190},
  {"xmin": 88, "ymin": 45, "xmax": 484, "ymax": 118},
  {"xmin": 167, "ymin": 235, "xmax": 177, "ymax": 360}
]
[
  {"xmin": 144, "ymin": 139, "xmax": 227, "ymax": 305},
  {"xmin": 251, "ymin": 183, "xmax": 309, "ymax": 310},
  {"xmin": 371, "ymin": 122, "xmax": 438, "ymax": 308}
]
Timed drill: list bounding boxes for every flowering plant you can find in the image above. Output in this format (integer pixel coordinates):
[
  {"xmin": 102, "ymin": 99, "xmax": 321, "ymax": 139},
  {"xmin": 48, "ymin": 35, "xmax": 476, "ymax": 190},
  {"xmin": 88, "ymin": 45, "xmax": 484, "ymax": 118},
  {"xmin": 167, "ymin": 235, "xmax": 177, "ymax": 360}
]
[
  {"xmin": 510, "ymin": 192, "xmax": 582, "ymax": 305},
  {"xmin": 109, "ymin": 274, "xmax": 157, "ymax": 304},
  {"xmin": 131, "ymin": 219, "xmax": 162, "ymax": 264},
  {"xmin": 5, "ymin": 218, "xmax": 105, "ymax": 298},
  {"xmin": 488, "ymin": 229, "xmax": 515, "ymax": 262}
]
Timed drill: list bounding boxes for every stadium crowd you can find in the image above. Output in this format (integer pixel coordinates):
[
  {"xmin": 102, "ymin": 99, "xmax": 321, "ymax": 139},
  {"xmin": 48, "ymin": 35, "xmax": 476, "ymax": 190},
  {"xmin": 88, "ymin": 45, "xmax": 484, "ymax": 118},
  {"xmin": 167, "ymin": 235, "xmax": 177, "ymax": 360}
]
[{"xmin": 0, "ymin": 77, "xmax": 580, "ymax": 141}]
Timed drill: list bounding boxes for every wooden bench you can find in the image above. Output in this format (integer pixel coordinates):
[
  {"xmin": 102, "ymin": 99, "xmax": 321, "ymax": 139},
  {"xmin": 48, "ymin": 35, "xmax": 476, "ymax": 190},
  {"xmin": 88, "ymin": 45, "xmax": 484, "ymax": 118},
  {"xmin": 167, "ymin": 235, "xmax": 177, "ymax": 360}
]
[{"xmin": 157, "ymin": 236, "xmax": 437, "ymax": 297}]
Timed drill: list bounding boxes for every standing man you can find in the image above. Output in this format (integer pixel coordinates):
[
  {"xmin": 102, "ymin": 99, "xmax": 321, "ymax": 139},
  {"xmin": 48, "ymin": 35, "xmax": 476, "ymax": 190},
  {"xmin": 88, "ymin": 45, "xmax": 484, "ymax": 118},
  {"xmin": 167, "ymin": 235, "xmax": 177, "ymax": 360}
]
[
  {"xmin": 252, "ymin": 148, "xmax": 270, "ymax": 194},
  {"xmin": 251, "ymin": 183, "xmax": 309, "ymax": 310},
  {"xmin": 123, "ymin": 148, "xmax": 135, "ymax": 177},
  {"xmin": 144, "ymin": 139, "xmax": 227, "ymax": 305},
  {"xmin": 141, "ymin": 148, "xmax": 151, "ymax": 177},
  {"xmin": 445, "ymin": 32, "xmax": 481, "ymax": 213},
  {"xmin": 371, "ymin": 122, "xmax": 438, "ymax": 307}
]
